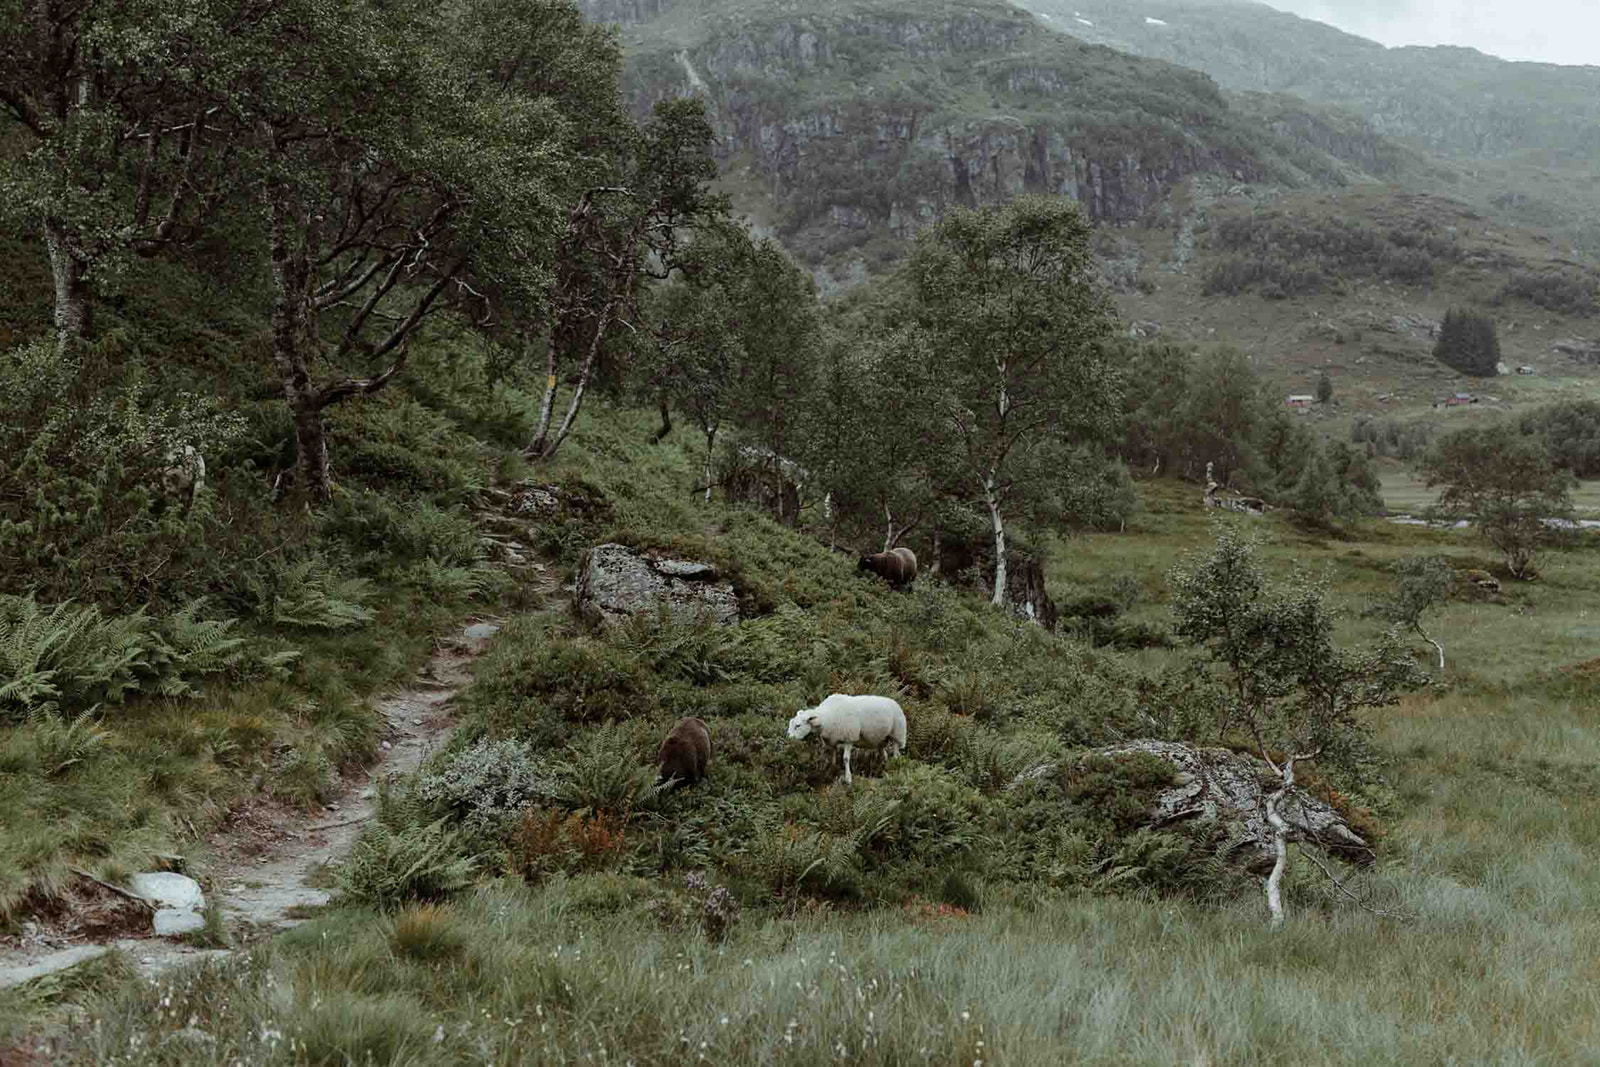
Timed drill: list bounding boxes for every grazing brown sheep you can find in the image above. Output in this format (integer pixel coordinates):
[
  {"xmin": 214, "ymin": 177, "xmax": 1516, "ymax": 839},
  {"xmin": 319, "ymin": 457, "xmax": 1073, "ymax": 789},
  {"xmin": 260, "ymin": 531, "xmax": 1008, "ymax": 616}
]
[
  {"xmin": 858, "ymin": 546, "xmax": 918, "ymax": 588},
  {"xmin": 657, "ymin": 716, "xmax": 711, "ymax": 787}
]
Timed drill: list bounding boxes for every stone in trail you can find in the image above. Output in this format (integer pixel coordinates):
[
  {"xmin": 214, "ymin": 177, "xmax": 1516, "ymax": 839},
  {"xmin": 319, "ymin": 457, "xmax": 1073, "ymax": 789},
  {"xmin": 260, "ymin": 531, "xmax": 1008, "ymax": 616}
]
[{"xmin": 130, "ymin": 872, "xmax": 206, "ymax": 936}]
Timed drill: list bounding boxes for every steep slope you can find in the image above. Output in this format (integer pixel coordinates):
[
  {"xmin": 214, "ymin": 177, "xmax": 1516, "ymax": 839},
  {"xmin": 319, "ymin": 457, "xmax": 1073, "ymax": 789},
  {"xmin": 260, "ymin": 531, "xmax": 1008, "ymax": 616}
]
[
  {"xmin": 1015, "ymin": 0, "xmax": 1600, "ymax": 163},
  {"xmin": 581, "ymin": 0, "xmax": 1416, "ymax": 270},
  {"xmin": 1013, "ymin": 0, "xmax": 1600, "ymax": 249}
]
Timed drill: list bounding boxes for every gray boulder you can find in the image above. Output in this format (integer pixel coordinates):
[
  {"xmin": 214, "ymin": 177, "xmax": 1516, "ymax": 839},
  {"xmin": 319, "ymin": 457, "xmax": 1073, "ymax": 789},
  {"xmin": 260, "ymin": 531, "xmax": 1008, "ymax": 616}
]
[
  {"xmin": 160, "ymin": 444, "xmax": 205, "ymax": 509},
  {"xmin": 1011, "ymin": 739, "xmax": 1371, "ymax": 874},
  {"xmin": 575, "ymin": 544, "xmax": 741, "ymax": 628}
]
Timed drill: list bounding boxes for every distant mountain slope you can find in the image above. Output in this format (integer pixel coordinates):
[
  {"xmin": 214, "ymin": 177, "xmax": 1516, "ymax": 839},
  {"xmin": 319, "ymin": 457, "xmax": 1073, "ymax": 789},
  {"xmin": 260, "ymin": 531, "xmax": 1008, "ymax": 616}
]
[
  {"xmin": 579, "ymin": 0, "xmax": 1421, "ymax": 269},
  {"xmin": 1014, "ymin": 0, "xmax": 1600, "ymax": 164}
]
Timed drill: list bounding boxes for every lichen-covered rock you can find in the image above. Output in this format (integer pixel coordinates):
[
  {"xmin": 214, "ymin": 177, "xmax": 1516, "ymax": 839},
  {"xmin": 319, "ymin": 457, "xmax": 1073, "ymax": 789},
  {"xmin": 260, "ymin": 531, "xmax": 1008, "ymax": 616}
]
[
  {"xmin": 161, "ymin": 444, "xmax": 205, "ymax": 509},
  {"xmin": 1010, "ymin": 739, "xmax": 1372, "ymax": 874},
  {"xmin": 575, "ymin": 544, "xmax": 741, "ymax": 628}
]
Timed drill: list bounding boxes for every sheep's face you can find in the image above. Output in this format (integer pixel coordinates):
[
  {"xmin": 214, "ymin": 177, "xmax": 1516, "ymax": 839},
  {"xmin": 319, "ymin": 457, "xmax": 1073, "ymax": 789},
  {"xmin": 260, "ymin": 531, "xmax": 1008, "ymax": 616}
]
[{"xmin": 786, "ymin": 711, "xmax": 818, "ymax": 740}]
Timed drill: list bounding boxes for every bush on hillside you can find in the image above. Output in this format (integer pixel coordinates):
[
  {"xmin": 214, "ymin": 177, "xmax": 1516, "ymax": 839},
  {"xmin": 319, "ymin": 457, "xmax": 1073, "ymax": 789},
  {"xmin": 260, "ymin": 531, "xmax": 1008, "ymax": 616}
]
[
  {"xmin": 1499, "ymin": 269, "xmax": 1598, "ymax": 317},
  {"xmin": 1519, "ymin": 399, "xmax": 1600, "ymax": 477},
  {"xmin": 1201, "ymin": 212, "xmax": 1458, "ymax": 298}
]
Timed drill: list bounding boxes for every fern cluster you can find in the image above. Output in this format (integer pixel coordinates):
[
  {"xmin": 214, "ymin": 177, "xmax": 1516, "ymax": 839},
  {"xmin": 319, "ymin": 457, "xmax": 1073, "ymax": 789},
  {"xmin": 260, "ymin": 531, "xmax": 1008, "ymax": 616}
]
[
  {"xmin": 336, "ymin": 780, "xmax": 483, "ymax": 910},
  {"xmin": 0, "ymin": 593, "xmax": 245, "ymax": 719}
]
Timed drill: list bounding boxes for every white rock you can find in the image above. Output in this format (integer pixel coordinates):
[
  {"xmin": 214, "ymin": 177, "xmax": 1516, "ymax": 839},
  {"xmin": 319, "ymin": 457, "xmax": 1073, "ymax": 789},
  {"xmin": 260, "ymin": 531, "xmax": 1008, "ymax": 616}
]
[
  {"xmin": 153, "ymin": 909, "xmax": 207, "ymax": 936},
  {"xmin": 130, "ymin": 873, "xmax": 204, "ymax": 912},
  {"xmin": 382, "ymin": 741, "xmax": 392, "ymax": 750},
  {"xmin": 462, "ymin": 622, "xmax": 500, "ymax": 640}
]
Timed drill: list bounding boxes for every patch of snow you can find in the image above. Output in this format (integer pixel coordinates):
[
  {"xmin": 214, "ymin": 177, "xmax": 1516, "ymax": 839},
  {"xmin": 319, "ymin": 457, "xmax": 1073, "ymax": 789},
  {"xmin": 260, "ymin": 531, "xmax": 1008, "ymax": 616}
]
[
  {"xmin": 1145, "ymin": 16, "xmax": 1169, "ymax": 25},
  {"xmin": 1076, "ymin": 16, "xmax": 1093, "ymax": 25},
  {"xmin": 1038, "ymin": 11, "xmax": 1052, "ymax": 18}
]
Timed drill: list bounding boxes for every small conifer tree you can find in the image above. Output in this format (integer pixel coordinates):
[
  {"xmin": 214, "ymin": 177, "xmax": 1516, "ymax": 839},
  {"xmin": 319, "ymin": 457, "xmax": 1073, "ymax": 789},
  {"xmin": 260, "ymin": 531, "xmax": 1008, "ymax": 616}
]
[{"xmin": 1433, "ymin": 308, "xmax": 1501, "ymax": 377}]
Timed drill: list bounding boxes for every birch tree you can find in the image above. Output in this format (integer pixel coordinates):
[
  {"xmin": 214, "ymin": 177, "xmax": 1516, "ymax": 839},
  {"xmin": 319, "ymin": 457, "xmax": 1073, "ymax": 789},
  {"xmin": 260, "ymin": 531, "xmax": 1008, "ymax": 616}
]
[
  {"xmin": 1169, "ymin": 525, "xmax": 1426, "ymax": 924},
  {"xmin": 1420, "ymin": 423, "xmax": 1575, "ymax": 580},
  {"xmin": 1366, "ymin": 555, "xmax": 1456, "ymax": 670},
  {"xmin": 245, "ymin": 0, "xmax": 572, "ymax": 500},
  {"xmin": 0, "ymin": 0, "xmax": 249, "ymax": 356},
  {"xmin": 527, "ymin": 98, "xmax": 726, "ymax": 462},
  {"xmin": 640, "ymin": 222, "xmax": 749, "ymax": 500},
  {"xmin": 824, "ymin": 327, "xmax": 948, "ymax": 552},
  {"xmin": 904, "ymin": 197, "xmax": 1118, "ymax": 606}
]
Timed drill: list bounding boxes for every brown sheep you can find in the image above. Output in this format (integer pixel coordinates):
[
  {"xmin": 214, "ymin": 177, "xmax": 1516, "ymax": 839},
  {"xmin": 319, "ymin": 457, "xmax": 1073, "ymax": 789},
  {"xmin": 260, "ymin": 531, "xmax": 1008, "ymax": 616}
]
[
  {"xmin": 858, "ymin": 546, "xmax": 918, "ymax": 588},
  {"xmin": 657, "ymin": 716, "xmax": 711, "ymax": 787}
]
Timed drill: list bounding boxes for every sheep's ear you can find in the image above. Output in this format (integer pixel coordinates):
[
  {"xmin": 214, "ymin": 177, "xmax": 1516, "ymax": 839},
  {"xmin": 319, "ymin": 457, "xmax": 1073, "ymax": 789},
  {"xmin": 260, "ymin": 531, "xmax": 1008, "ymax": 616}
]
[{"xmin": 806, "ymin": 715, "xmax": 820, "ymax": 726}]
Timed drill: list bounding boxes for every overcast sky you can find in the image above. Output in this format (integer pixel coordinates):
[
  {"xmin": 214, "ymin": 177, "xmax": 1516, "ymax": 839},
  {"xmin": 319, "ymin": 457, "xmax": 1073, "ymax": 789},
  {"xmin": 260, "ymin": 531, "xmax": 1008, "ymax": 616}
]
[{"xmin": 1263, "ymin": 0, "xmax": 1600, "ymax": 67}]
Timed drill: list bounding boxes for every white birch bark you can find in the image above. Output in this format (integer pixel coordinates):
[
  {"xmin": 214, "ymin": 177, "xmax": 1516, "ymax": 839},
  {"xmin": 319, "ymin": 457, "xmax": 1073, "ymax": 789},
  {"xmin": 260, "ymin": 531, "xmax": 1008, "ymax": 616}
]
[{"xmin": 983, "ymin": 477, "xmax": 1007, "ymax": 607}]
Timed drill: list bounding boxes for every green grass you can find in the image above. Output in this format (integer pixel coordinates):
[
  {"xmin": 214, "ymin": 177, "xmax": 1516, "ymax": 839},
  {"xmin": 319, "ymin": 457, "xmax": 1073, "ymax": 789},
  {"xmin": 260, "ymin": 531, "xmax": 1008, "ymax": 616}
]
[
  {"xmin": 14, "ymin": 396, "xmax": 1598, "ymax": 1063},
  {"xmin": 47, "ymin": 831, "xmax": 1600, "ymax": 1064}
]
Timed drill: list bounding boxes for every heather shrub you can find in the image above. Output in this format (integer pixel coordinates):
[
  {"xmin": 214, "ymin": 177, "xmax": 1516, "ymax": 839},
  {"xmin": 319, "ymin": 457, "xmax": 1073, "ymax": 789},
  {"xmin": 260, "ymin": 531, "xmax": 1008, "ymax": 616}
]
[{"xmin": 416, "ymin": 737, "xmax": 559, "ymax": 836}]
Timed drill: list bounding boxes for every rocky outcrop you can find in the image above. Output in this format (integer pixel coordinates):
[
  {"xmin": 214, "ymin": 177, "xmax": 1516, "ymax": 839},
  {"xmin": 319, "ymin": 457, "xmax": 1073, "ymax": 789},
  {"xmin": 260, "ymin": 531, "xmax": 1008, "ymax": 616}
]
[
  {"xmin": 720, "ymin": 446, "xmax": 809, "ymax": 520},
  {"xmin": 1552, "ymin": 339, "xmax": 1600, "ymax": 364},
  {"xmin": 599, "ymin": 2, "xmax": 1278, "ymax": 246},
  {"xmin": 575, "ymin": 543, "xmax": 741, "ymax": 628},
  {"xmin": 1011, "ymin": 739, "xmax": 1373, "ymax": 874},
  {"xmin": 161, "ymin": 444, "xmax": 206, "ymax": 510}
]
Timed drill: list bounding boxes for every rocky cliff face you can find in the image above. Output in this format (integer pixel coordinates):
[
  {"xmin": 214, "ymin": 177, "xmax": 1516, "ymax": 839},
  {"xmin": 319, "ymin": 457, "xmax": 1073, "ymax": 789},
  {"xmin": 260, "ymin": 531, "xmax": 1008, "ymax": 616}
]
[{"xmin": 582, "ymin": 0, "xmax": 1338, "ymax": 252}]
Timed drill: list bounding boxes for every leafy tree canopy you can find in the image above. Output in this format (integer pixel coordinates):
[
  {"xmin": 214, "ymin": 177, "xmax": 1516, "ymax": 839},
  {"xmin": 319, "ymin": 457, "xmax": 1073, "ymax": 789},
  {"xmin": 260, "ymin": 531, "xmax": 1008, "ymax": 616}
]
[{"xmin": 1421, "ymin": 422, "xmax": 1574, "ymax": 579}]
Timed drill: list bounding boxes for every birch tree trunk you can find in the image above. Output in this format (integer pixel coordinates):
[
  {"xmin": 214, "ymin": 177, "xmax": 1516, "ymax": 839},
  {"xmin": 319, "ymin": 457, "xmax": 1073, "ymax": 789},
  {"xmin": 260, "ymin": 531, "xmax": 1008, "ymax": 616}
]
[
  {"xmin": 265, "ymin": 199, "xmax": 335, "ymax": 501},
  {"xmin": 528, "ymin": 343, "xmax": 558, "ymax": 456},
  {"xmin": 703, "ymin": 424, "xmax": 717, "ymax": 504},
  {"xmin": 883, "ymin": 504, "xmax": 897, "ymax": 554},
  {"xmin": 652, "ymin": 396, "xmax": 672, "ymax": 443},
  {"xmin": 1418, "ymin": 625, "xmax": 1445, "ymax": 670},
  {"xmin": 43, "ymin": 216, "xmax": 91, "ymax": 358},
  {"xmin": 538, "ymin": 302, "xmax": 614, "ymax": 461},
  {"xmin": 983, "ymin": 477, "xmax": 1007, "ymax": 607},
  {"xmin": 929, "ymin": 529, "xmax": 942, "ymax": 576},
  {"xmin": 1263, "ymin": 754, "xmax": 1304, "ymax": 927}
]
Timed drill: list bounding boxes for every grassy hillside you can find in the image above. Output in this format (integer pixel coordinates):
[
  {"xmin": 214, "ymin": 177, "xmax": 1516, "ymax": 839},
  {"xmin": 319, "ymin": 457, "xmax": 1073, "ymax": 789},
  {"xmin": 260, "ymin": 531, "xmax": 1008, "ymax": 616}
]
[
  {"xmin": 0, "ymin": 219, "xmax": 549, "ymax": 922},
  {"xmin": 1097, "ymin": 183, "xmax": 1600, "ymax": 425},
  {"xmin": 12, "ymin": 397, "xmax": 1600, "ymax": 1064}
]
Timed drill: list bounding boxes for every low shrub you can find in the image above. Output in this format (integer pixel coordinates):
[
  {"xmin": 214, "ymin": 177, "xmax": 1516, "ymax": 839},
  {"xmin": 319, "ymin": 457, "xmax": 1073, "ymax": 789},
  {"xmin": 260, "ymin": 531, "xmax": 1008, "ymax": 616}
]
[{"xmin": 416, "ymin": 737, "xmax": 558, "ymax": 836}]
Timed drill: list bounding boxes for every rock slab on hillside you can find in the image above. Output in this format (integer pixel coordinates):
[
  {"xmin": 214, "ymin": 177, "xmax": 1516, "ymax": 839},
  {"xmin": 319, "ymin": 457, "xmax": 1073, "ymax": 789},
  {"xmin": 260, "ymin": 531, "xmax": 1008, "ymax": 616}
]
[
  {"xmin": 575, "ymin": 544, "xmax": 741, "ymax": 628},
  {"xmin": 1012, "ymin": 739, "xmax": 1371, "ymax": 874},
  {"xmin": 130, "ymin": 872, "xmax": 207, "ymax": 937}
]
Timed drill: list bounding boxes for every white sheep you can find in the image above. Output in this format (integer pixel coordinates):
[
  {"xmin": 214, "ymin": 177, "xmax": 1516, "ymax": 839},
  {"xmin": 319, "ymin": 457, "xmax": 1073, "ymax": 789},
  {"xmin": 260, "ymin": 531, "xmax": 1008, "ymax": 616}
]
[{"xmin": 785, "ymin": 693, "xmax": 907, "ymax": 785}]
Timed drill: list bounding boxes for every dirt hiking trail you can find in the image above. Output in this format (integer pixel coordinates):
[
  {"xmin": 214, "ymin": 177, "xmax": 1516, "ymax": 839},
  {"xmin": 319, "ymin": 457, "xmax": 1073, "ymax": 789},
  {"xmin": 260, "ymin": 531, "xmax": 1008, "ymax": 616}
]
[{"xmin": 0, "ymin": 612, "xmax": 517, "ymax": 991}]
